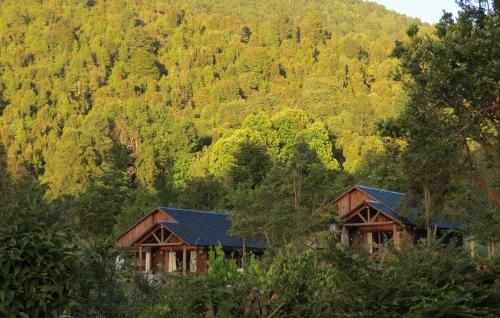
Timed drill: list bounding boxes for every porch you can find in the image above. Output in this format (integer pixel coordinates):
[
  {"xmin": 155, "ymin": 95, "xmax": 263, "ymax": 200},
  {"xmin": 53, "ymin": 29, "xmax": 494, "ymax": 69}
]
[
  {"xmin": 340, "ymin": 200, "xmax": 413, "ymax": 256},
  {"xmin": 133, "ymin": 223, "xmax": 208, "ymax": 275}
]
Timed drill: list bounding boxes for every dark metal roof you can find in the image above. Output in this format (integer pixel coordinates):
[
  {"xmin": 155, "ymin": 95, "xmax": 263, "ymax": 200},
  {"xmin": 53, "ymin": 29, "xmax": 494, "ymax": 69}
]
[
  {"xmin": 158, "ymin": 207, "xmax": 265, "ymax": 249},
  {"xmin": 355, "ymin": 185, "xmax": 460, "ymax": 230},
  {"xmin": 355, "ymin": 185, "xmax": 404, "ymax": 210},
  {"xmin": 431, "ymin": 219, "xmax": 461, "ymax": 230},
  {"xmin": 365, "ymin": 200, "xmax": 412, "ymax": 225}
]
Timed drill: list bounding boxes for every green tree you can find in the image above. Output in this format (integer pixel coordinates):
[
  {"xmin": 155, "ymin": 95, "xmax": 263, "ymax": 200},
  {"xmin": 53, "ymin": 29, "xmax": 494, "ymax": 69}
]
[
  {"xmin": 275, "ymin": 15, "xmax": 300, "ymax": 44},
  {"xmin": 301, "ymin": 12, "xmax": 330, "ymax": 45},
  {"xmin": 392, "ymin": 1, "xmax": 500, "ymax": 205},
  {"xmin": 229, "ymin": 141, "xmax": 271, "ymax": 188},
  {"xmin": 383, "ymin": 1, "xmax": 499, "ymax": 243},
  {"xmin": 129, "ymin": 49, "xmax": 160, "ymax": 81},
  {"xmin": 0, "ymin": 203, "xmax": 82, "ymax": 316}
]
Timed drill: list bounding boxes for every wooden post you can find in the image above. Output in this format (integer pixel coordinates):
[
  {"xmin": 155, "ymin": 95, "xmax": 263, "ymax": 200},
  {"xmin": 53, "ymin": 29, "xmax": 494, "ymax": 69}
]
[
  {"xmin": 488, "ymin": 242, "xmax": 495, "ymax": 257},
  {"xmin": 341, "ymin": 226, "xmax": 349, "ymax": 246},
  {"xmin": 168, "ymin": 251, "xmax": 176, "ymax": 272},
  {"xmin": 139, "ymin": 245, "xmax": 143, "ymax": 271},
  {"xmin": 470, "ymin": 239, "xmax": 476, "ymax": 257},
  {"xmin": 182, "ymin": 246, "xmax": 187, "ymax": 275},
  {"xmin": 164, "ymin": 251, "xmax": 169, "ymax": 272},
  {"xmin": 145, "ymin": 250, "xmax": 151, "ymax": 273},
  {"xmin": 366, "ymin": 232, "xmax": 373, "ymax": 254}
]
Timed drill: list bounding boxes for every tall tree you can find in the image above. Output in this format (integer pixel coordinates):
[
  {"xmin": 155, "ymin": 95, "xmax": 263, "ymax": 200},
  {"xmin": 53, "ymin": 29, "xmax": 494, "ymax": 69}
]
[{"xmin": 391, "ymin": 1, "xmax": 500, "ymax": 206}]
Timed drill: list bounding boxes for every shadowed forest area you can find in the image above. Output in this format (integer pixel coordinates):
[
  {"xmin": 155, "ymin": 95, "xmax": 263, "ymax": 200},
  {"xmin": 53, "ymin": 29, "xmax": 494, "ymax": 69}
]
[{"xmin": 0, "ymin": 0, "xmax": 499, "ymax": 317}]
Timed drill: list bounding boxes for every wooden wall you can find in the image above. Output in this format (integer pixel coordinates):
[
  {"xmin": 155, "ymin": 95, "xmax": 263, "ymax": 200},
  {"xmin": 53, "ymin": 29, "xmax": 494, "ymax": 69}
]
[
  {"xmin": 151, "ymin": 248, "xmax": 164, "ymax": 273},
  {"xmin": 196, "ymin": 249, "xmax": 209, "ymax": 274},
  {"xmin": 116, "ymin": 209, "xmax": 170, "ymax": 248},
  {"xmin": 337, "ymin": 189, "xmax": 371, "ymax": 217}
]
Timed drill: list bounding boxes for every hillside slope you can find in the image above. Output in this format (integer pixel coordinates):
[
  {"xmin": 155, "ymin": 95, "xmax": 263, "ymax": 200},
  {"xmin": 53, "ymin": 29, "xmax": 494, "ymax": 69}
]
[
  {"xmin": 0, "ymin": 0, "xmax": 423, "ymax": 214},
  {"xmin": 175, "ymin": 0, "xmax": 423, "ymax": 40}
]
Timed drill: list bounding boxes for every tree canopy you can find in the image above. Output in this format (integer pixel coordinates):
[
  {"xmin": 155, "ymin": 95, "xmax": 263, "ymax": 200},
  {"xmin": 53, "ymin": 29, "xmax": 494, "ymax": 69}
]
[
  {"xmin": 0, "ymin": 0, "xmax": 423, "ymax": 235},
  {"xmin": 1, "ymin": 0, "xmax": 499, "ymax": 317}
]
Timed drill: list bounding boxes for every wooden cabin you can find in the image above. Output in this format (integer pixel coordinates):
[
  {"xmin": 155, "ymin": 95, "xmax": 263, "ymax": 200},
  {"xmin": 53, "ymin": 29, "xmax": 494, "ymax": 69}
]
[
  {"xmin": 333, "ymin": 185, "xmax": 460, "ymax": 256},
  {"xmin": 115, "ymin": 207, "xmax": 264, "ymax": 275}
]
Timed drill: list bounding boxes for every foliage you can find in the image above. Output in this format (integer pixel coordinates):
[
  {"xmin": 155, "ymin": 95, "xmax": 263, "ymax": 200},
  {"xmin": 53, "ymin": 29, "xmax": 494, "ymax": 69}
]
[
  {"xmin": 151, "ymin": 244, "xmax": 500, "ymax": 317},
  {"xmin": 0, "ymin": 1, "xmax": 498, "ymax": 317},
  {"xmin": 207, "ymin": 244, "xmax": 240, "ymax": 287},
  {"xmin": 381, "ymin": 0, "xmax": 499, "ymax": 240},
  {"xmin": 263, "ymin": 247, "xmax": 334, "ymax": 317},
  {"xmin": 0, "ymin": 0, "xmax": 418, "ymax": 225},
  {"xmin": 319, "ymin": 243, "xmax": 500, "ymax": 318},
  {"xmin": 74, "ymin": 239, "xmax": 141, "ymax": 317},
  {"xmin": 0, "ymin": 203, "xmax": 81, "ymax": 317}
]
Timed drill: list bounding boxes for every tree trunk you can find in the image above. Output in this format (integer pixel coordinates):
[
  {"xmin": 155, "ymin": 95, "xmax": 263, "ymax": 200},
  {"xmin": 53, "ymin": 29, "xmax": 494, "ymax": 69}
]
[
  {"xmin": 204, "ymin": 300, "xmax": 214, "ymax": 318},
  {"xmin": 424, "ymin": 185, "xmax": 433, "ymax": 246},
  {"xmin": 465, "ymin": 140, "xmax": 500, "ymax": 205}
]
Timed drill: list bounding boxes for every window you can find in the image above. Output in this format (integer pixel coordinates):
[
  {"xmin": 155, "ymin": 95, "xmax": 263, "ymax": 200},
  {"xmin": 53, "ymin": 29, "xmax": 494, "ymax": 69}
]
[
  {"xmin": 175, "ymin": 251, "xmax": 192, "ymax": 272},
  {"xmin": 368, "ymin": 231, "xmax": 394, "ymax": 254}
]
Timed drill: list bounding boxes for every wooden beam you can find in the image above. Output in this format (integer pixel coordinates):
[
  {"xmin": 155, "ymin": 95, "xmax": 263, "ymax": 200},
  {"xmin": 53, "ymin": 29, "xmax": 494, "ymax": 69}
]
[
  {"xmin": 137, "ymin": 242, "xmax": 183, "ymax": 247},
  {"xmin": 137, "ymin": 226, "xmax": 162, "ymax": 244},
  {"xmin": 160, "ymin": 246, "xmax": 197, "ymax": 252},
  {"xmin": 470, "ymin": 239, "xmax": 476, "ymax": 257},
  {"xmin": 341, "ymin": 226, "xmax": 349, "ymax": 245},
  {"xmin": 367, "ymin": 232, "xmax": 373, "ymax": 254},
  {"xmin": 145, "ymin": 250, "xmax": 151, "ymax": 273},
  {"xmin": 152, "ymin": 232, "xmax": 161, "ymax": 243},
  {"xmin": 367, "ymin": 207, "xmax": 371, "ymax": 223},
  {"xmin": 357, "ymin": 212, "xmax": 368, "ymax": 223},
  {"xmin": 161, "ymin": 227, "xmax": 164, "ymax": 242},
  {"xmin": 372, "ymin": 211, "xmax": 380, "ymax": 221},
  {"xmin": 139, "ymin": 245, "xmax": 143, "ymax": 270},
  {"xmin": 345, "ymin": 221, "xmax": 394, "ymax": 227},
  {"xmin": 488, "ymin": 242, "xmax": 495, "ymax": 257},
  {"xmin": 164, "ymin": 251, "xmax": 169, "ymax": 272}
]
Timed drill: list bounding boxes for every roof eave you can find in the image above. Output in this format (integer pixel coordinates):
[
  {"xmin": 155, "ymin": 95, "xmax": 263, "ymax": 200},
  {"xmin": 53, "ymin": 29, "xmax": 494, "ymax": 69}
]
[
  {"xmin": 114, "ymin": 206, "xmax": 167, "ymax": 243},
  {"xmin": 332, "ymin": 185, "xmax": 357, "ymax": 205},
  {"xmin": 342, "ymin": 200, "xmax": 408, "ymax": 227}
]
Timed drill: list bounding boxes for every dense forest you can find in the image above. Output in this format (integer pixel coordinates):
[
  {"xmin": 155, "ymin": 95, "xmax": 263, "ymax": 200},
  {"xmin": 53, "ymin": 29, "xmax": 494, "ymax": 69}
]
[
  {"xmin": 0, "ymin": 0, "xmax": 424, "ymax": 232},
  {"xmin": 0, "ymin": 0, "xmax": 499, "ymax": 317}
]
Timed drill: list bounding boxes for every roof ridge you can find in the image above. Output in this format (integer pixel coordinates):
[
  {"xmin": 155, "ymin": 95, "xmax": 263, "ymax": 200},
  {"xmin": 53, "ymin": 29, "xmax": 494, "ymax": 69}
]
[
  {"xmin": 356, "ymin": 185, "xmax": 404, "ymax": 195},
  {"xmin": 159, "ymin": 206, "xmax": 229, "ymax": 216},
  {"xmin": 364, "ymin": 200, "xmax": 413, "ymax": 225},
  {"xmin": 364, "ymin": 199, "xmax": 400, "ymax": 213}
]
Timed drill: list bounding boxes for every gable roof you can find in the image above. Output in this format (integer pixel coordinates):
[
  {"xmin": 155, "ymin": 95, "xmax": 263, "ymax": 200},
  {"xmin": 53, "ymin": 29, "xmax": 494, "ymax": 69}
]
[
  {"xmin": 338, "ymin": 185, "xmax": 460, "ymax": 230},
  {"xmin": 158, "ymin": 207, "xmax": 265, "ymax": 249},
  {"xmin": 354, "ymin": 185, "xmax": 404, "ymax": 210},
  {"xmin": 365, "ymin": 200, "xmax": 412, "ymax": 225}
]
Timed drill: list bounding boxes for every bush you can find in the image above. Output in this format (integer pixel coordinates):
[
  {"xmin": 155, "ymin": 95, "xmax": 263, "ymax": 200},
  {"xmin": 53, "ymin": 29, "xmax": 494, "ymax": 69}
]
[
  {"xmin": 0, "ymin": 209, "xmax": 82, "ymax": 317},
  {"xmin": 320, "ymin": 244, "xmax": 500, "ymax": 318},
  {"xmin": 151, "ymin": 243, "xmax": 500, "ymax": 317}
]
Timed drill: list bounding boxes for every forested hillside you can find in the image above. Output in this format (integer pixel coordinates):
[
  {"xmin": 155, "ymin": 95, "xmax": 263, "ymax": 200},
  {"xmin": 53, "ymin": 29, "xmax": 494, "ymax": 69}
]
[
  {"xmin": 0, "ymin": 0, "xmax": 425, "ymax": 236},
  {"xmin": 1, "ymin": 1, "xmax": 499, "ymax": 317}
]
